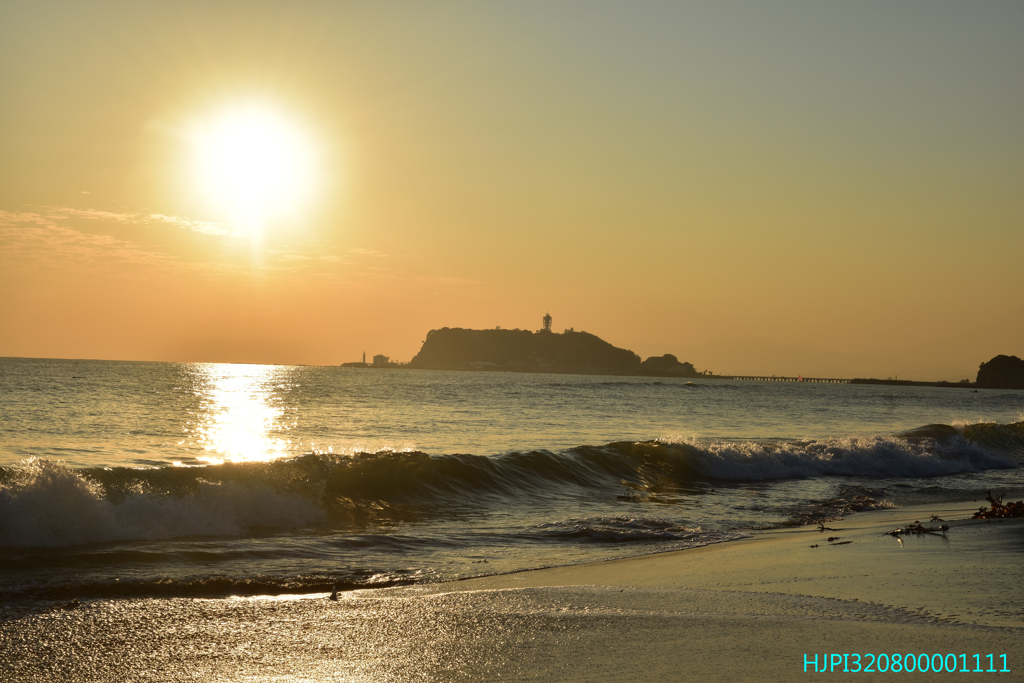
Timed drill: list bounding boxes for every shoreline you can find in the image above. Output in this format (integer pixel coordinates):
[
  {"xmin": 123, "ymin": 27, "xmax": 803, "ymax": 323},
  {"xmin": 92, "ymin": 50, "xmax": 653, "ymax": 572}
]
[
  {"xmin": 3, "ymin": 499, "xmax": 1021, "ymax": 681},
  {"xmin": 416, "ymin": 500, "xmax": 1024, "ymax": 627}
]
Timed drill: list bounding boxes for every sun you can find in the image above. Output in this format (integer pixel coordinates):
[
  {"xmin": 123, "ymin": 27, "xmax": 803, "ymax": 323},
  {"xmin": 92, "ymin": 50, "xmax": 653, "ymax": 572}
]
[{"xmin": 190, "ymin": 105, "xmax": 315, "ymax": 234}]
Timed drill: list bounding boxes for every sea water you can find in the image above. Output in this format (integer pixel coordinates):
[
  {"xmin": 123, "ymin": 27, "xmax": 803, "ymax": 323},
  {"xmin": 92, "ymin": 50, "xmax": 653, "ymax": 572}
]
[{"xmin": 1, "ymin": 357, "xmax": 1022, "ymax": 603}]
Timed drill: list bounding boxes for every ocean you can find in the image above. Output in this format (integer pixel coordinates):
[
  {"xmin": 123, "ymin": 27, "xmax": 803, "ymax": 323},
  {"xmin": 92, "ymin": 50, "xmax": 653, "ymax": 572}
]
[{"xmin": 1, "ymin": 357, "xmax": 1022, "ymax": 606}]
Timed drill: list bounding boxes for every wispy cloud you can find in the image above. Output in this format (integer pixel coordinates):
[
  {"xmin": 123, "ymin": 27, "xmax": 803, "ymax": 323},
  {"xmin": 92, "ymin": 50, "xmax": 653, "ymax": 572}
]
[
  {"xmin": 0, "ymin": 210, "xmax": 284, "ymax": 282},
  {"xmin": 34, "ymin": 205, "xmax": 234, "ymax": 237},
  {"xmin": 147, "ymin": 213, "xmax": 232, "ymax": 236},
  {"xmin": 348, "ymin": 247, "xmax": 387, "ymax": 257},
  {"xmin": 1, "ymin": 206, "xmax": 371, "ymax": 284},
  {"xmin": 43, "ymin": 207, "xmax": 139, "ymax": 223},
  {"xmin": 0, "ymin": 210, "xmax": 177, "ymax": 273}
]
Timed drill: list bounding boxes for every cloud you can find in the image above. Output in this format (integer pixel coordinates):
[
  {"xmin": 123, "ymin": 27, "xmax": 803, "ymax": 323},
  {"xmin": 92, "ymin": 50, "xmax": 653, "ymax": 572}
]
[
  {"xmin": 147, "ymin": 213, "xmax": 231, "ymax": 236},
  {"xmin": 33, "ymin": 205, "xmax": 234, "ymax": 237},
  {"xmin": 43, "ymin": 207, "xmax": 138, "ymax": 222},
  {"xmin": 0, "ymin": 210, "xmax": 177, "ymax": 274},
  {"xmin": 1, "ymin": 206, "xmax": 360, "ymax": 284},
  {"xmin": 0, "ymin": 210, "xmax": 276, "ymax": 283}
]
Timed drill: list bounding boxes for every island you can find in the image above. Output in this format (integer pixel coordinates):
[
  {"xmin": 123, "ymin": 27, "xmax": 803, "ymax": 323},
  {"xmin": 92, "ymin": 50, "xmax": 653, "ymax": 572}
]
[
  {"xmin": 975, "ymin": 354, "xmax": 1024, "ymax": 389},
  {"xmin": 406, "ymin": 317, "xmax": 700, "ymax": 378},
  {"xmin": 346, "ymin": 316, "xmax": 1023, "ymax": 388}
]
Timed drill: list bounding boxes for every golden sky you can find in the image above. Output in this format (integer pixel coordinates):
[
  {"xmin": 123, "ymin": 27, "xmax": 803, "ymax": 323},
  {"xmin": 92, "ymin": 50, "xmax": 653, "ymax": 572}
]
[{"xmin": 1, "ymin": 1, "xmax": 1021, "ymax": 380}]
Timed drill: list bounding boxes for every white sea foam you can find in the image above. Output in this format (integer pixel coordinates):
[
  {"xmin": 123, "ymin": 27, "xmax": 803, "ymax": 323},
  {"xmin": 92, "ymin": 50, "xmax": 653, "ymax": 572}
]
[
  {"xmin": 0, "ymin": 459, "xmax": 322, "ymax": 548},
  {"xmin": 658, "ymin": 435, "xmax": 1017, "ymax": 480}
]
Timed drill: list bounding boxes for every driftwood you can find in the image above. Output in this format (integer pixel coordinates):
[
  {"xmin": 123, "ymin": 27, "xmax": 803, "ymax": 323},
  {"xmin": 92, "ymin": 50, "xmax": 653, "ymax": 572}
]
[
  {"xmin": 884, "ymin": 520, "xmax": 949, "ymax": 538},
  {"xmin": 972, "ymin": 490, "xmax": 1024, "ymax": 519}
]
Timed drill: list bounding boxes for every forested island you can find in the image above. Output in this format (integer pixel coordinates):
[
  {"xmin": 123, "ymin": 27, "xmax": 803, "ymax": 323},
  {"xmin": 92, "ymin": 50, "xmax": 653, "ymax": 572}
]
[{"xmin": 407, "ymin": 326, "xmax": 701, "ymax": 378}]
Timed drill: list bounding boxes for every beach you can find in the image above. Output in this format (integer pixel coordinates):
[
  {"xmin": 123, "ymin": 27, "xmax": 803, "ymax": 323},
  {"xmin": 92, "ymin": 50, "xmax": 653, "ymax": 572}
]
[
  {"xmin": 3, "ymin": 362, "xmax": 1023, "ymax": 681},
  {"xmin": 5, "ymin": 1, "xmax": 1024, "ymax": 679},
  {"xmin": 3, "ymin": 500, "xmax": 1020, "ymax": 682}
]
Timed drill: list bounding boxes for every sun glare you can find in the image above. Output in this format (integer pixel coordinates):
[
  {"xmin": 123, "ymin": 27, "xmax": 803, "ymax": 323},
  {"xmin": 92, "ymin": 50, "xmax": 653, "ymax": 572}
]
[
  {"xmin": 191, "ymin": 105, "xmax": 315, "ymax": 234},
  {"xmin": 188, "ymin": 363, "xmax": 291, "ymax": 464}
]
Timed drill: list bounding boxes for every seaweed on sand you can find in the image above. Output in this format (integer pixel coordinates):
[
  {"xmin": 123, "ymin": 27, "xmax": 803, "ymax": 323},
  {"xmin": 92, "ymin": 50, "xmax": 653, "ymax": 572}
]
[
  {"xmin": 885, "ymin": 521, "xmax": 949, "ymax": 537},
  {"xmin": 972, "ymin": 490, "xmax": 1024, "ymax": 519}
]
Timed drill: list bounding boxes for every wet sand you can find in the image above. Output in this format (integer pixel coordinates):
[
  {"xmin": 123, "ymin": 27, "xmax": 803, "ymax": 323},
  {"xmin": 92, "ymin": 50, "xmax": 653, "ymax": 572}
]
[{"xmin": 2, "ymin": 501, "xmax": 1021, "ymax": 681}]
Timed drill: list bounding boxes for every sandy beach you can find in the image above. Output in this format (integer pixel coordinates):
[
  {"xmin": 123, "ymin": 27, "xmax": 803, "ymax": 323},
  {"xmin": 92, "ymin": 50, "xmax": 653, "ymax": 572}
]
[
  {"xmin": 2, "ymin": 500, "xmax": 1020, "ymax": 682},
  {"xmin": 5, "ymin": 1, "xmax": 1024, "ymax": 679}
]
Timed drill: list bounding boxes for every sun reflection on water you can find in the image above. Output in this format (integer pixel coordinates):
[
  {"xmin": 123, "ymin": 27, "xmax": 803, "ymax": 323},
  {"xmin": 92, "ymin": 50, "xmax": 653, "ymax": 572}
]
[{"xmin": 186, "ymin": 364, "xmax": 292, "ymax": 463}]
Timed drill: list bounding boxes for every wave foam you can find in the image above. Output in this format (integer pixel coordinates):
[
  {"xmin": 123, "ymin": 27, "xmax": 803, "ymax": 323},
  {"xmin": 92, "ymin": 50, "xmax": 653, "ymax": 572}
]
[
  {"xmin": 0, "ymin": 459, "xmax": 322, "ymax": 548},
  {"xmin": 1, "ymin": 422, "xmax": 1018, "ymax": 548},
  {"xmin": 657, "ymin": 434, "xmax": 1016, "ymax": 480}
]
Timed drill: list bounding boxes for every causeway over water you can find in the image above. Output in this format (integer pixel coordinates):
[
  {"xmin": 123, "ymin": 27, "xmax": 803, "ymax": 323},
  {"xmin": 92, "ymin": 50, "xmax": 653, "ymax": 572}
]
[{"xmin": 720, "ymin": 375, "xmax": 849, "ymax": 383}]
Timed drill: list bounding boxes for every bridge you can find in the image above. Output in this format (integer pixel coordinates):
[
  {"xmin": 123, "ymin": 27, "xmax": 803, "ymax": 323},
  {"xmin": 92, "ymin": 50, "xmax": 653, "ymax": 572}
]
[{"xmin": 720, "ymin": 375, "xmax": 850, "ymax": 384}]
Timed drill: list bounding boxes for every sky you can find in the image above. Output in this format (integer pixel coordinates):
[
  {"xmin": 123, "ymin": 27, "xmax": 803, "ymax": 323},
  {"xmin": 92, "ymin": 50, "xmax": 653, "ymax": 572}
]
[{"xmin": 1, "ymin": 1, "xmax": 1021, "ymax": 380}]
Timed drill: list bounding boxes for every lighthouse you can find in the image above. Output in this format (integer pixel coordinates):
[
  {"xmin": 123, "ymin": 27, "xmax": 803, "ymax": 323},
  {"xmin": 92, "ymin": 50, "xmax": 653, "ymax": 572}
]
[{"xmin": 541, "ymin": 313, "xmax": 552, "ymax": 333}]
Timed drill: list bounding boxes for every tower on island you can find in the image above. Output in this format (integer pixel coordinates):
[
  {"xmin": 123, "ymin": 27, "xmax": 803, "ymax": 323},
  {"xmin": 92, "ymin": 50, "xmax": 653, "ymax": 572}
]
[{"xmin": 541, "ymin": 313, "xmax": 552, "ymax": 333}]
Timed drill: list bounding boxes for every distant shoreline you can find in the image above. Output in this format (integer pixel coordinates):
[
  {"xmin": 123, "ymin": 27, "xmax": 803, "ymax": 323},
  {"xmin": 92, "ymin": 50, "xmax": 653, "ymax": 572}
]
[
  {"xmin": 338, "ymin": 364, "xmax": 1002, "ymax": 389},
  {"xmin": 347, "ymin": 323, "xmax": 1024, "ymax": 388},
  {"xmin": 847, "ymin": 377, "xmax": 979, "ymax": 388}
]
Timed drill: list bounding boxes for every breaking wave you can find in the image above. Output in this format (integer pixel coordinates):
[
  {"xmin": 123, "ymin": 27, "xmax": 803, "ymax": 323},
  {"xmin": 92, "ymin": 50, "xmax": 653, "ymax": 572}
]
[
  {"xmin": 0, "ymin": 422, "xmax": 1018, "ymax": 549},
  {"xmin": 656, "ymin": 432, "xmax": 1016, "ymax": 480}
]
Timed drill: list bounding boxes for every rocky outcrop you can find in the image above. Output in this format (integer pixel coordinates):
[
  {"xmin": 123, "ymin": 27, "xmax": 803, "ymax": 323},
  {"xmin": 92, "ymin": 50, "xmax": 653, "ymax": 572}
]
[
  {"xmin": 976, "ymin": 355, "xmax": 1024, "ymax": 389},
  {"xmin": 639, "ymin": 354, "xmax": 699, "ymax": 378}
]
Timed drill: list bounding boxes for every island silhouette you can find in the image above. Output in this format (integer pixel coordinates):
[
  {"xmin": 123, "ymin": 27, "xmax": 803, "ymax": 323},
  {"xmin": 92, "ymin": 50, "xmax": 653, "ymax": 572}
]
[
  {"xmin": 976, "ymin": 354, "xmax": 1024, "ymax": 389},
  {"xmin": 406, "ymin": 316, "xmax": 701, "ymax": 378},
  {"xmin": 344, "ymin": 316, "xmax": 1024, "ymax": 389}
]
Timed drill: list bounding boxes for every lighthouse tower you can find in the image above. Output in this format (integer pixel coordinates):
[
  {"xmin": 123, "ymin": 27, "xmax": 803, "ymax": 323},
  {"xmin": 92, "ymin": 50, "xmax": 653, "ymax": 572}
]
[{"xmin": 541, "ymin": 313, "xmax": 552, "ymax": 333}]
